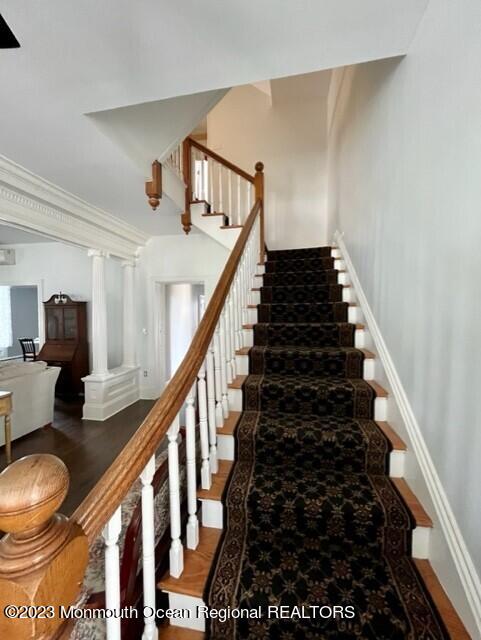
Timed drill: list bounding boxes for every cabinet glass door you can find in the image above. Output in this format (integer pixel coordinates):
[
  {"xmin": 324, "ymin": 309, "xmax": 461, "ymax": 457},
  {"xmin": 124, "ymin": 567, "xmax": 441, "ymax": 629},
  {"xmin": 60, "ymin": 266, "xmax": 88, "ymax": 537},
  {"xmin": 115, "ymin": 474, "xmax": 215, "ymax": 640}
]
[
  {"xmin": 63, "ymin": 308, "xmax": 77, "ymax": 340},
  {"xmin": 46, "ymin": 308, "xmax": 63, "ymax": 340}
]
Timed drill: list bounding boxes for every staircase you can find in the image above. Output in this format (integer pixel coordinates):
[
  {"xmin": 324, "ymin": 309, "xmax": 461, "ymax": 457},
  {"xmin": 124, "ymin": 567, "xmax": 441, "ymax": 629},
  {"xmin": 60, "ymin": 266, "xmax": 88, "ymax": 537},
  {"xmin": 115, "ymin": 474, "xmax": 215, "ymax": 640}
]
[
  {"xmin": 157, "ymin": 246, "xmax": 469, "ymax": 639},
  {"xmin": 0, "ymin": 148, "xmax": 470, "ymax": 640}
]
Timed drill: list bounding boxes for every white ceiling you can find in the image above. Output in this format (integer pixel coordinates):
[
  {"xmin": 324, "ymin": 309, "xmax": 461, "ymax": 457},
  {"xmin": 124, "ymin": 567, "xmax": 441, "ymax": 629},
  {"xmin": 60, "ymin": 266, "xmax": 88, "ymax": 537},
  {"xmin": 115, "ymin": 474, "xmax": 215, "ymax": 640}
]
[{"xmin": 0, "ymin": 1, "xmax": 428, "ymax": 236}]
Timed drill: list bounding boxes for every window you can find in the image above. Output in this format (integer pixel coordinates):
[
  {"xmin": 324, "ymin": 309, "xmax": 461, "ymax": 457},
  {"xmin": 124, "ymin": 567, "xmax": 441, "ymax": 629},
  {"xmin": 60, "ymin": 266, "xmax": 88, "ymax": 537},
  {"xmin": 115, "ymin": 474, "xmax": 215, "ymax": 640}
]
[{"xmin": 0, "ymin": 285, "xmax": 13, "ymax": 354}]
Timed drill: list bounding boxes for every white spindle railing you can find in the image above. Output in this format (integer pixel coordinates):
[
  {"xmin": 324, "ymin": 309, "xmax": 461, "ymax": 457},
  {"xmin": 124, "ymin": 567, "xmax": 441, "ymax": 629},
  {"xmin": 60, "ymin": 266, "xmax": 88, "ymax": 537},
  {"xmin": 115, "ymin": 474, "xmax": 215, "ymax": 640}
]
[
  {"xmin": 98, "ymin": 200, "xmax": 262, "ymax": 640},
  {"xmin": 189, "ymin": 144, "xmax": 254, "ymax": 226},
  {"xmin": 103, "ymin": 507, "xmax": 122, "ymax": 640},
  {"xmin": 140, "ymin": 456, "xmax": 157, "ymax": 640},
  {"xmin": 166, "ymin": 142, "xmax": 184, "ymax": 181}
]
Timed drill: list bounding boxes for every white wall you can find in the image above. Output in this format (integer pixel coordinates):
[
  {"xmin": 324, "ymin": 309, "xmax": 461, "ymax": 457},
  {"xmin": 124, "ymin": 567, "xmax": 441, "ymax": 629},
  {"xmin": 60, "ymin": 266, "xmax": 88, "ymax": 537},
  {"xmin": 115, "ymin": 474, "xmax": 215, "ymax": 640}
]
[
  {"xmin": 0, "ymin": 242, "xmax": 123, "ymax": 370},
  {"xmin": 137, "ymin": 233, "xmax": 228, "ymax": 398},
  {"xmin": 327, "ymin": 1, "xmax": 481, "ymax": 634},
  {"xmin": 207, "ymin": 75, "xmax": 331, "ymax": 250}
]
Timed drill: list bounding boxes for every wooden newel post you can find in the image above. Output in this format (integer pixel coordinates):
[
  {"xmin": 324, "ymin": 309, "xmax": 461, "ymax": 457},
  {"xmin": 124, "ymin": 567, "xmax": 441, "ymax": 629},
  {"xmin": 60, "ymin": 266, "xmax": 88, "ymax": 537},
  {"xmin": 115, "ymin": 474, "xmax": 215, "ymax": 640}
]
[
  {"xmin": 0, "ymin": 455, "xmax": 88, "ymax": 640},
  {"xmin": 181, "ymin": 138, "xmax": 192, "ymax": 235},
  {"xmin": 254, "ymin": 161, "xmax": 265, "ymax": 263}
]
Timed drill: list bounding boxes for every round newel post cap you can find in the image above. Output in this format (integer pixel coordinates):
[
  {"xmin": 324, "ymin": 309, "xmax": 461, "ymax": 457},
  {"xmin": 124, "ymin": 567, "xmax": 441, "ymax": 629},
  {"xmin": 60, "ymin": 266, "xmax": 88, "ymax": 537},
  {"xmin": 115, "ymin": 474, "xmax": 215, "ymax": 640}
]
[
  {"xmin": 255, "ymin": 161, "xmax": 264, "ymax": 173},
  {"xmin": 148, "ymin": 196, "xmax": 160, "ymax": 210},
  {"xmin": 0, "ymin": 454, "xmax": 69, "ymax": 534}
]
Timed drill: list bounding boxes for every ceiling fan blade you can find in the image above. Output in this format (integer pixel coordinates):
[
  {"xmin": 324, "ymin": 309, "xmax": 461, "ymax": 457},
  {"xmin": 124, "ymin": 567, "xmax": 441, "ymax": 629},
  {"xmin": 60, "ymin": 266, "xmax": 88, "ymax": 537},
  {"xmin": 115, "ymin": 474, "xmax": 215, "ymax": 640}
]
[{"xmin": 0, "ymin": 13, "xmax": 20, "ymax": 48}]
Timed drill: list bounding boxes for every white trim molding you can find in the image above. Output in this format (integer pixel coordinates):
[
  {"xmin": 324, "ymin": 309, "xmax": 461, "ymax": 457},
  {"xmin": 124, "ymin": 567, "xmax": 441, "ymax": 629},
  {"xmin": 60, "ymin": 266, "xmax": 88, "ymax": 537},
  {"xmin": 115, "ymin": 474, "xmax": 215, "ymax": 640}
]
[
  {"xmin": 82, "ymin": 366, "xmax": 141, "ymax": 421},
  {"xmin": 0, "ymin": 154, "xmax": 148, "ymax": 259},
  {"xmin": 333, "ymin": 230, "xmax": 481, "ymax": 637}
]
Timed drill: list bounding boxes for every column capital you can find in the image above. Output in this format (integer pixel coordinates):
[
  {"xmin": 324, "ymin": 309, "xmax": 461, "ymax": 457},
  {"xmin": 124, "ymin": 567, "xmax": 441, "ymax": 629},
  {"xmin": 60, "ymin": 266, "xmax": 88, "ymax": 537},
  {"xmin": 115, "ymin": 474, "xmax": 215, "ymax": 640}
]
[
  {"xmin": 87, "ymin": 248, "xmax": 110, "ymax": 259},
  {"xmin": 121, "ymin": 258, "xmax": 137, "ymax": 268}
]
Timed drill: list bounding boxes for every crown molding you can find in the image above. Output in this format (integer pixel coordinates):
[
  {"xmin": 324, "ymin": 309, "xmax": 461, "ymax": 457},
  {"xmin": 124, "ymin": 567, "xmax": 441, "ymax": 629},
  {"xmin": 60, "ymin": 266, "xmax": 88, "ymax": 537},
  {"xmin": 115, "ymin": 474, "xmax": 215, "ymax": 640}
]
[{"xmin": 0, "ymin": 154, "xmax": 148, "ymax": 259}]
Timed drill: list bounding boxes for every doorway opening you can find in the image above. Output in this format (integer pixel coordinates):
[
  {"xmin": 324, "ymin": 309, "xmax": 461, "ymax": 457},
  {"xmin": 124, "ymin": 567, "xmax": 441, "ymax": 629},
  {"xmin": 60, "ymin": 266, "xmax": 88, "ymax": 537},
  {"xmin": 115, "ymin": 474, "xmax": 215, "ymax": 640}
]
[
  {"xmin": 164, "ymin": 282, "xmax": 205, "ymax": 381},
  {"xmin": 0, "ymin": 285, "xmax": 39, "ymax": 360}
]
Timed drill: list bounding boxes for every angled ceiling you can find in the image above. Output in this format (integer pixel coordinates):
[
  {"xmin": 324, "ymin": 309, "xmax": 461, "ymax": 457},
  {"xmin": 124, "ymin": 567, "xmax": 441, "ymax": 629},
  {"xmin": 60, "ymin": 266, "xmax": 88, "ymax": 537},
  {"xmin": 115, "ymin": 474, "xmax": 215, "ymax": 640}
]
[
  {"xmin": 88, "ymin": 89, "xmax": 227, "ymax": 176},
  {"xmin": 0, "ymin": 0, "xmax": 428, "ymax": 236}
]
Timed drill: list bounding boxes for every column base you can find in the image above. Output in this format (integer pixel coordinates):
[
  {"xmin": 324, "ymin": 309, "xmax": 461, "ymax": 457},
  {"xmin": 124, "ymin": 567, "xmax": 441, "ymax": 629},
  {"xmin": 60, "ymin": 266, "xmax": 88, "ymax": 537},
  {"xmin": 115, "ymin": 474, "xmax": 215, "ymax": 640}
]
[{"xmin": 82, "ymin": 366, "xmax": 140, "ymax": 421}]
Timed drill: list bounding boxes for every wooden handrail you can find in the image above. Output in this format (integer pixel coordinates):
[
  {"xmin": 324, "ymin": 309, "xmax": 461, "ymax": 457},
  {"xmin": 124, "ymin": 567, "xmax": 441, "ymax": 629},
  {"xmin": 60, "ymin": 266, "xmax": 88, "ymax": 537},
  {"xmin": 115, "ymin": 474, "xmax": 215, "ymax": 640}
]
[
  {"xmin": 188, "ymin": 137, "xmax": 255, "ymax": 183},
  {"xmin": 73, "ymin": 199, "xmax": 262, "ymax": 542}
]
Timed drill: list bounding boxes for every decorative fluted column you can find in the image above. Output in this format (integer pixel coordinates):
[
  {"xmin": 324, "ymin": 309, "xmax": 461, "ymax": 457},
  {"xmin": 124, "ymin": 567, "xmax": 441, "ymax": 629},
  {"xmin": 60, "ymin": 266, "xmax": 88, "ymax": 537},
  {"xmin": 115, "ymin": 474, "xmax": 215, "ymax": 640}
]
[
  {"xmin": 122, "ymin": 259, "xmax": 137, "ymax": 368},
  {"xmin": 88, "ymin": 249, "xmax": 109, "ymax": 377}
]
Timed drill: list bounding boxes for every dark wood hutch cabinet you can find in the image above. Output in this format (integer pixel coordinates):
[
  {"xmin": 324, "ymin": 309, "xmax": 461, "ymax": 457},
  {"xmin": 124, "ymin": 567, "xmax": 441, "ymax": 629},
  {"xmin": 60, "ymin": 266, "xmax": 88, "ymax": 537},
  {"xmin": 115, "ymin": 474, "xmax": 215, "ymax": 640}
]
[{"xmin": 38, "ymin": 294, "xmax": 89, "ymax": 395}]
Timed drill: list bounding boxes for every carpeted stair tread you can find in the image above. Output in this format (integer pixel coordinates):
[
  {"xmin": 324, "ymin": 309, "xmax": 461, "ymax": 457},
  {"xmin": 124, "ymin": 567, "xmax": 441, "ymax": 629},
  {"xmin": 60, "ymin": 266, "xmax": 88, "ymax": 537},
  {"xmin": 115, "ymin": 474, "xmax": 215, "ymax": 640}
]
[
  {"xmin": 258, "ymin": 301, "xmax": 348, "ymax": 323},
  {"xmin": 249, "ymin": 345, "xmax": 364, "ymax": 378},
  {"xmin": 244, "ymin": 374, "xmax": 375, "ymax": 419},
  {"xmin": 265, "ymin": 256, "xmax": 335, "ymax": 273},
  {"xmin": 267, "ymin": 246, "xmax": 332, "ymax": 261},
  {"xmin": 250, "ymin": 411, "xmax": 390, "ymax": 474},
  {"xmin": 245, "ymin": 468, "xmax": 414, "ymax": 546},
  {"xmin": 262, "ymin": 268, "xmax": 339, "ymax": 286},
  {"xmin": 254, "ymin": 321, "xmax": 356, "ymax": 347},
  {"xmin": 260, "ymin": 283, "xmax": 343, "ymax": 303}
]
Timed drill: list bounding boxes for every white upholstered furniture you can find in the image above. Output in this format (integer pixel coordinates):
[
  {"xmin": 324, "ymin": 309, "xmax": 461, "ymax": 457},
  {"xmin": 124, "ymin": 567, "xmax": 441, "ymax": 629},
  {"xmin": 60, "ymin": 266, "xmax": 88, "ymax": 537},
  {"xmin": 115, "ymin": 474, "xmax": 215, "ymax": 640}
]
[{"xmin": 0, "ymin": 360, "xmax": 60, "ymax": 445}]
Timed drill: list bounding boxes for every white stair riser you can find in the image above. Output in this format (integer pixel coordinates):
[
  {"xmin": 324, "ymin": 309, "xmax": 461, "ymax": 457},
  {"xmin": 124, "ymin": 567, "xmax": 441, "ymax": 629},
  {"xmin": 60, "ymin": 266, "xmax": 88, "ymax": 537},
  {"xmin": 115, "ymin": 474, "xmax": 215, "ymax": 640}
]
[
  {"xmin": 374, "ymin": 396, "xmax": 388, "ymax": 421},
  {"xmin": 200, "ymin": 499, "xmax": 223, "ymax": 529},
  {"xmin": 247, "ymin": 307, "xmax": 258, "ymax": 324},
  {"xmin": 348, "ymin": 305, "xmax": 360, "ymax": 323},
  {"xmin": 250, "ymin": 290, "xmax": 261, "ymax": 305},
  {"xmin": 236, "ymin": 353, "xmax": 249, "ymax": 375},
  {"xmin": 243, "ymin": 328, "xmax": 254, "ymax": 347},
  {"xmin": 228, "ymin": 387, "xmax": 243, "ymax": 411},
  {"xmin": 363, "ymin": 358, "xmax": 375, "ymax": 380},
  {"xmin": 389, "ymin": 450, "xmax": 405, "ymax": 478},
  {"xmin": 354, "ymin": 328, "xmax": 366, "ymax": 348},
  {"xmin": 256, "ymin": 264, "xmax": 265, "ymax": 275},
  {"xmin": 217, "ymin": 433, "xmax": 235, "ymax": 460},
  {"xmin": 412, "ymin": 526, "xmax": 431, "ymax": 559},
  {"xmin": 165, "ymin": 593, "xmax": 206, "ymax": 631}
]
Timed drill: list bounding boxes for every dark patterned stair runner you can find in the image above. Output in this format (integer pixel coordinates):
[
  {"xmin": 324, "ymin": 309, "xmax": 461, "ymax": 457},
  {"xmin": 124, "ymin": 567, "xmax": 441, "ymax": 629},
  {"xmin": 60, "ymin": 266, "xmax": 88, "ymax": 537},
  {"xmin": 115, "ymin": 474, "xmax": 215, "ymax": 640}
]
[{"xmin": 207, "ymin": 246, "xmax": 448, "ymax": 639}]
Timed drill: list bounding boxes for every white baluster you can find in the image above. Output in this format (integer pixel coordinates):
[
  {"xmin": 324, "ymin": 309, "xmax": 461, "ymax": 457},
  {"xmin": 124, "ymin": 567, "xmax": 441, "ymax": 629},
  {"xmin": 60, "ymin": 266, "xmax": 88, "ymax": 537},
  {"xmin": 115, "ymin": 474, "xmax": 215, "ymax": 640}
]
[
  {"xmin": 185, "ymin": 385, "xmax": 199, "ymax": 550},
  {"xmin": 233, "ymin": 274, "xmax": 242, "ymax": 351},
  {"xmin": 191, "ymin": 148, "xmax": 197, "ymax": 200},
  {"xmin": 198, "ymin": 154, "xmax": 203, "ymax": 200},
  {"xmin": 224, "ymin": 299, "xmax": 233, "ymax": 384},
  {"xmin": 209, "ymin": 159, "xmax": 215, "ymax": 212},
  {"xmin": 206, "ymin": 341, "xmax": 219, "ymax": 473},
  {"xmin": 218, "ymin": 164, "xmax": 224, "ymax": 213},
  {"xmin": 213, "ymin": 325, "xmax": 224, "ymax": 428},
  {"xmin": 103, "ymin": 506, "xmax": 122, "ymax": 640},
  {"xmin": 219, "ymin": 310, "xmax": 230, "ymax": 419},
  {"xmin": 227, "ymin": 293, "xmax": 237, "ymax": 379},
  {"xmin": 237, "ymin": 174, "xmax": 242, "ymax": 225},
  {"xmin": 197, "ymin": 362, "xmax": 212, "ymax": 489},
  {"xmin": 141, "ymin": 456, "xmax": 157, "ymax": 640},
  {"xmin": 168, "ymin": 415, "xmax": 183, "ymax": 577},
  {"xmin": 247, "ymin": 181, "xmax": 252, "ymax": 215},
  {"xmin": 228, "ymin": 170, "xmax": 233, "ymax": 225},
  {"xmin": 240, "ymin": 253, "xmax": 248, "ymax": 327}
]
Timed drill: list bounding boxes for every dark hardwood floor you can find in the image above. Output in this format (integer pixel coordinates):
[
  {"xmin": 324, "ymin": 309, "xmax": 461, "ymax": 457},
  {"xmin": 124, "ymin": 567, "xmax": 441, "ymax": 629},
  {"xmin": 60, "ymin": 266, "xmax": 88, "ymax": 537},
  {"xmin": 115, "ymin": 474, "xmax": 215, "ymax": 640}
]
[{"xmin": 0, "ymin": 397, "xmax": 156, "ymax": 516}]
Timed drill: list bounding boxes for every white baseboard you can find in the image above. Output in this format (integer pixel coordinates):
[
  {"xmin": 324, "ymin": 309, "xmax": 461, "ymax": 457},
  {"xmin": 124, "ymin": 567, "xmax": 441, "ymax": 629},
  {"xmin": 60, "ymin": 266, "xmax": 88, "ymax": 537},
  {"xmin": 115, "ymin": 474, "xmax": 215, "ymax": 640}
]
[{"xmin": 334, "ymin": 230, "xmax": 481, "ymax": 636}]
